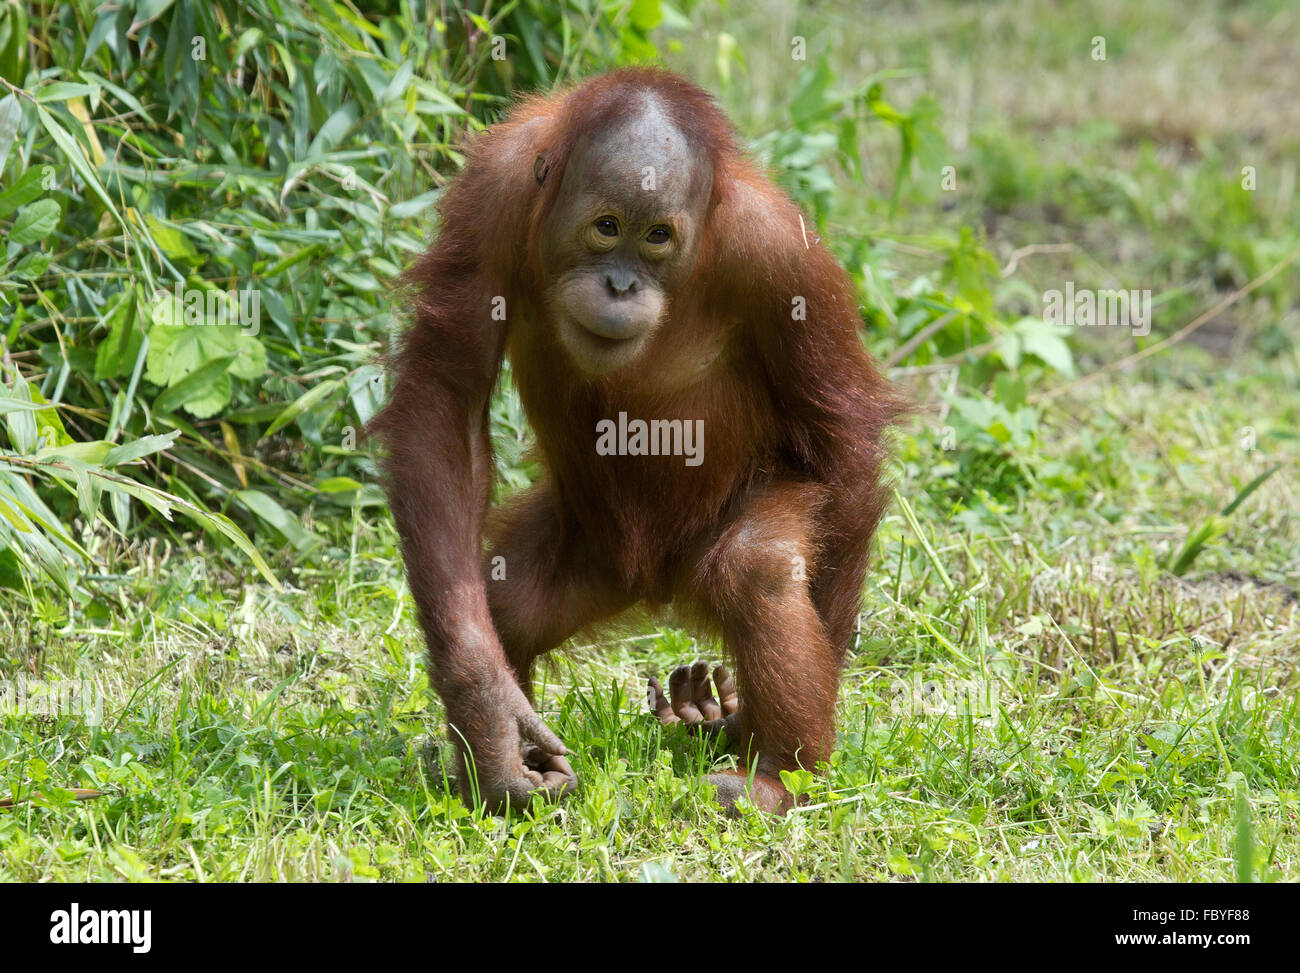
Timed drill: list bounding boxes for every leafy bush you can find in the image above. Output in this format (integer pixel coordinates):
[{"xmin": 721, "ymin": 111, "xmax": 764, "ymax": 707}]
[{"xmin": 0, "ymin": 0, "xmax": 671, "ymax": 594}]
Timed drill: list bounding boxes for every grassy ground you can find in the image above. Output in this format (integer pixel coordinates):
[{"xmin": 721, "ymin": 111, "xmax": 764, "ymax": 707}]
[
  {"xmin": 2, "ymin": 362, "xmax": 1294, "ymax": 882},
  {"xmin": 1, "ymin": 1, "xmax": 1297, "ymax": 881}
]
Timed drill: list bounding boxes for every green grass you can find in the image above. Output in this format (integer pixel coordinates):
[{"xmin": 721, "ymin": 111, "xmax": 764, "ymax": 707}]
[
  {"xmin": 2, "ymin": 0, "xmax": 1298, "ymax": 881},
  {"xmin": 2, "ymin": 359, "xmax": 1295, "ymax": 881}
]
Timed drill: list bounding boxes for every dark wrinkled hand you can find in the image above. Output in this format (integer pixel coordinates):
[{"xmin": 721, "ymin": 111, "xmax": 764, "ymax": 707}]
[{"xmin": 449, "ymin": 678, "xmax": 577, "ymax": 813}]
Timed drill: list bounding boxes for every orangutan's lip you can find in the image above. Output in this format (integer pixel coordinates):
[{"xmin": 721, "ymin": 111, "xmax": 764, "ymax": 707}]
[
  {"xmin": 581, "ymin": 328, "xmax": 636, "ymax": 349},
  {"xmin": 578, "ymin": 316, "xmax": 646, "ymax": 343}
]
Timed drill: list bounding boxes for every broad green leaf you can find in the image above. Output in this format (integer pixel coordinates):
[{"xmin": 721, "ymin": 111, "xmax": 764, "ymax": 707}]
[
  {"xmin": 347, "ymin": 364, "xmax": 384, "ymax": 427},
  {"xmin": 12, "ymin": 251, "xmax": 51, "ymax": 278},
  {"xmin": 146, "ymin": 321, "xmax": 266, "ymax": 416},
  {"xmin": 1014, "ymin": 317, "xmax": 1076, "ymax": 376},
  {"xmin": 147, "ymin": 320, "xmax": 267, "ymax": 385},
  {"xmin": 10, "ymin": 198, "xmax": 60, "ymax": 245},
  {"xmin": 143, "ymin": 214, "xmax": 199, "ymax": 261},
  {"xmin": 226, "ymin": 339, "xmax": 267, "ymax": 380},
  {"xmin": 628, "ymin": 0, "xmax": 663, "ymax": 31},
  {"xmin": 152, "ymin": 355, "xmax": 234, "ymax": 417},
  {"xmin": 0, "ymin": 167, "xmax": 45, "ymax": 220}
]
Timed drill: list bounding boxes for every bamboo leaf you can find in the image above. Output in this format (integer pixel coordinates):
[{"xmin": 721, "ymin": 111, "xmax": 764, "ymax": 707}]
[{"xmin": 261, "ymin": 378, "xmax": 341, "ymax": 439}]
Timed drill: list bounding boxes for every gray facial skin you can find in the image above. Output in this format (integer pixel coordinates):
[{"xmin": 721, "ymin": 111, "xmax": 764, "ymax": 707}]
[{"xmin": 539, "ymin": 93, "xmax": 714, "ymax": 376}]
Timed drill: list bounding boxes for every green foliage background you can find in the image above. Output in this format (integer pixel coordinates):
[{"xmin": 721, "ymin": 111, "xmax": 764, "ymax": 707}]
[{"xmin": 0, "ymin": 0, "xmax": 676, "ymax": 595}]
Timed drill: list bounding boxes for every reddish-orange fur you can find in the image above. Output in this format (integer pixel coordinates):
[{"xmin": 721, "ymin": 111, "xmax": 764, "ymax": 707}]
[{"xmin": 370, "ymin": 68, "xmax": 907, "ymax": 811}]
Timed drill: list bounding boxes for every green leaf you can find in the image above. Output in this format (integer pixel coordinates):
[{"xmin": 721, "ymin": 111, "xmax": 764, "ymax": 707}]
[
  {"xmin": 628, "ymin": 0, "xmax": 663, "ymax": 31},
  {"xmin": 146, "ymin": 320, "xmax": 266, "ymax": 416},
  {"xmin": 27, "ymin": 383, "xmax": 72, "ymax": 449},
  {"xmin": 0, "ymin": 3, "xmax": 27, "ymax": 84},
  {"xmin": 81, "ymin": 11, "xmax": 118, "ymax": 66},
  {"xmin": 234, "ymin": 28, "xmax": 264, "ymax": 59},
  {"xmin": 790, "ymin": 59, "xmax": 836, "ymax": 126},
  {"xmin": 1014, "ymin": 317, "xmax": 1076, "ymax": 376},
  {"xmin": 35, "ymin": 441, "xmax": 113, "ymax": 464},
  {"xmin": 226, "ymin": 338, "xmax": 267, "ymax": 380},
  {"xmin": 34, "ymin": 82, "xmax": 99, "ymax": 104},
  {"xmin": 9, "ymin": 198, "xmax": 60, "ymax": 245},
  {"xmin": 93, "ymin": 291, "xmax": 143, "ymax": 381},
  {"xmin": 886, "ymin": 849, "xmax": 915, "ymax": 876},
  {"xmin": 1166, "ymin": 515, "xmax": 1230, "ymax": 576},
  {"xmin": 2, "ymin": 372, "xmax": 38, "ymax": 453},
  {"xmin": 152, "ymin": 355, "xmax": 234, "ymax": 417},
  {"xmin": 1220, "ymin": 463, "xmax": 1281, "ymax": 517},
  {"xmin": 382, "ymin": 61, "xmax": 414, "ymax": 102},
  {"xmin": 234, "ymin": 488, "xmax": 321, "ymax": 551},
  {"xmin": 35, "ymin": 105, "xmax": 122, "ymax": 226},
  {"xmin": 306, "ymin": 103, "xmax": 359, "ymax": 158},
  {"xmin": 148, "ymin": 318, "xmax": 267, "ymax": 383},
  {"xmin": 0, "ymin": 494, "xmax": 31, "ymax": 532},
  {"xmin": 129, "ymin": 0, "xmax": 178, "ymax": 33},
  {"xmin": 0, "ymin": 96, "xmax": 20, "ymax": 171},
  {"xmin": 0, "ymin": 466, "xmax": 91, "ymax": 559},
  {"xmin": 388, "ymin": 190, "xmax": 439, "ymax": 220},
  {"xmin": 262, "ymin": 378, "xmax": 341, "ymax": 439},
  {"xmin": 103, "ymin": 430, "xmax": 181, "ymax": 467},
  {"xmin": 0, "ymin": 547, "xmax": 24, "ymax": 590},
  {"xmin": 779, "ymin": 768, "xmax": 815, "ymax": 799},
  {"xmin": 0, "ymin": 399, "xmax": 57, "ymax": 416},
  {"xmin": 638, "ymin": 862, "xmax": 678, "ymax": 883},
  {"xmin": 0, "ymin": 168, "xmax": 47, "ymax": 220},
  {"xmin": 12, "ymin": 250, "xmax": 51, "ymax": 279},
  {"xmin": 69, "ymin": 466, "xmax": 280, "ymax": 589},
  {"xmin": 143, "ymin": 214, "xmax": 199, "ymax": 261},
  {"xmin": 316, "ymin": 476, "xmax": 363, "ymax": 493}
]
